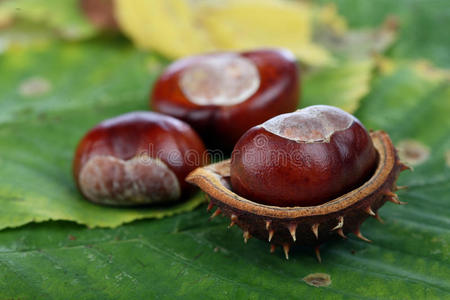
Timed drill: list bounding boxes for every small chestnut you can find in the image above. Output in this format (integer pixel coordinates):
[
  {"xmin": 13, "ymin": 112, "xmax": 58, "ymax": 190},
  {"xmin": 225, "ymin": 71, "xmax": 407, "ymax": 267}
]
[
  {"xmin": 73, "ymin": 111, "xmax": 207, "ymax": 206},
  {"xmin": 230, "ymin": 105, "xmax": 378, "ymax": 207},
  {"xmin": 151, "ymin": 49, "xmax": 300, "ymax": 151}
]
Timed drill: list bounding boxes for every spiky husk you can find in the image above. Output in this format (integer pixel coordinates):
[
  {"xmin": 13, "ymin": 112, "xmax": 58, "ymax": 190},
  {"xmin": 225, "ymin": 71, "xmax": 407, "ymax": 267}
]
[{"xmin": 186, "ymin": 131, "xmax": 409, "ymax": 260}]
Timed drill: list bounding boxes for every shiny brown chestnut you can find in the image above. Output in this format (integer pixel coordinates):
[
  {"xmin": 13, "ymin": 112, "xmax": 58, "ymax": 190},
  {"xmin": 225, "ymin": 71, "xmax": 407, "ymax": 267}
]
[
  {"xmin": 151, "ymin": 49, "xmax": 299, "ymax": 151},
  {"xmin": 187, "ymin": 106, "xmax": 411, "ymax": 260},
  {"xmin": 230, "ymin": 105, "xmax": 378, "ymax": 207},
  {"xmin": 73, "ymin": 111, "xmax": 207, "ymax": 206}
]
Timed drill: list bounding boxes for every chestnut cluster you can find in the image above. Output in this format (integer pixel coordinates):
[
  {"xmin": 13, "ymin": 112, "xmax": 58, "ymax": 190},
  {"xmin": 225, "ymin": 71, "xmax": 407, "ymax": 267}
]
[
  {"xmin": 73, "ymin": 47, "xmax": 406, "ymax": 261},
  {"xmin": 74, "ymin": 49, "xmax": 300, "ymax": 206}
]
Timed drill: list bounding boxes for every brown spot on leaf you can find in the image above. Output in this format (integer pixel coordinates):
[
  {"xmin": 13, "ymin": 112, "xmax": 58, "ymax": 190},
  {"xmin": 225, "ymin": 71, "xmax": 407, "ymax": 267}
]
[
  {"xmin": 68, "ymin": 235, "xmax": 77, "ymax": 241},
  {"xmin": 19, "ymin": 77, "xmax": 51, "ymax": 97},
  {"xmin": 396, "ymin": 139, "xmax": 430, "ymax": 166},
  {"xmin": 303, "ymin": 273, "xmax": 332, "ymax": 287}
]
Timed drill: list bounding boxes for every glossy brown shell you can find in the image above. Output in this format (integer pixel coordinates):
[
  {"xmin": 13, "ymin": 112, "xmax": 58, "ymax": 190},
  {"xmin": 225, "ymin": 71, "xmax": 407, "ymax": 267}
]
[
  {"xmin": 151, "ymin": 49, "xmax": 299, "ymax": 151},
  {"xmin": 73, "ymin": 112, "xmax": 207, "ymax": 206},
  {"xmin": 186, "ymin": 131, "xmax": 410, "ymax": 260},
  {"xmin": 230, "ymin": 113, "xmax": 378, "ymax": 207}
]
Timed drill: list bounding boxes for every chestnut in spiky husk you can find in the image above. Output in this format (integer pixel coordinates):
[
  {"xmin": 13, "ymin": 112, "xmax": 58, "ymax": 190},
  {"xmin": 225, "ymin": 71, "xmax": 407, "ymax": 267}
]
[
  {"xmin": 73, "ymin": 111, "xmax": 207, "ymax": 206},
  {"xmin": 231, "ymin": 105, "xmax": 378, "ymax": 207},
  {"xmin": 186, "ymin": 105, "xmax": 410, "ymax": 260},
  {"xmin": 151, "ymin": 49, "xmax": 299, "ymax": 152}
]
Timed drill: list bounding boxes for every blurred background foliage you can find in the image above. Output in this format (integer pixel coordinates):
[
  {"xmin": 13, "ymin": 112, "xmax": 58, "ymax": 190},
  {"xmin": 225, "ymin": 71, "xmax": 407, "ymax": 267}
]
[{"xmin": 0, "ymin": 0, "xmax": 449, "ymax": 299}]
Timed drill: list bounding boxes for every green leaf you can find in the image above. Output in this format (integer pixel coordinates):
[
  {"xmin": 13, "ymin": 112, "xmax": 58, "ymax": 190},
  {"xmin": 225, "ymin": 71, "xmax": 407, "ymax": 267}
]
[
  {"xmin": 303, "ymin": 13, "xmax": 399, "ymax": 113},
  {"xmin": 356, "ymin": 62, "xmax": 450, "ymax": 185},
  {"xmin": 0, "ymin": 20, "xmax": 56, "ymax": 54},
  {"xmin": 0, "ymin": 40, "xmax": 380, "ymax": 230},
  {"xmin": 302, "ymin": 60, "xmax": 373, "ymax": 112},
  {"xmin": 0, "ymin": 40, "xmax": 449, "ymax": 297},
  {"xmin": 0, "ymin": 40, "xmax": 206, "ymax": 230},
  {"xmin": 0, "ymin": 0, "xmax": 98, "ymax": 41},
  {"xmin": 0, "ymin": 193, "xmax": 448, "ymax": 299},
  {"xmin": 318, "ymin": 0, "xmax": 450, "ymax": 68}
]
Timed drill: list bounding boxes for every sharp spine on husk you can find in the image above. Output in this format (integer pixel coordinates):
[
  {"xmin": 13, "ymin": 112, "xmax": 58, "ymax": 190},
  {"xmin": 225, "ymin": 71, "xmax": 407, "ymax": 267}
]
[
  {"xmin": 399, "ymin": 162, "xmax": 413, "ymax": 172},
  {"xmin": 243, "ymin": 230, "xmax": 251, "ymax": 243},
  {"xmin": 365, "ymin": 206, "xmax": 376, "ymax": 216},
  {"xmin": 332, "ymin": 216, "xmax": 344, "ymax": 230},
  {"xmin": 395, "ymin": 185, "xmax": 408, "ymax": 191},
  {"xmin": 270, "ymin": 244, "xmax": 276, "ymax": 253},
  {"xmin": 311, "ymin": 223, "xmax": 319, "ymax": 240},
  {"xmin": 288, "ymin": 223, "xmax": 297, "ymax": 242},
  {"xmin": 384, "ymin": 190, "xmax": 407, "ymax": 205},
  {"xmin": 315, "ymin": 245, "xmax": 322, "ymax": 263},
  {"xmin": 283, "ymin": 244, "xmax": 290, "ymax": 260},
  {"xmin": 337, "ymin": 228, "xmax": 346, "ymax": 238},
  {"xmin": 228, "ymin": 214, "xmax": 238, "ymax": 228},
  {"xmin": 375, "ymin": 212, "xmax": 384, "ymax": 223},
  {"xmin": 210, "ymin": 208, "xmax": 221, "ymax": 219},
  {"xmin": 265, "ymin": 220, "xmax": 271, "ymax": 230},
  {"xmin": 354, "ymin": 228, "xmax": 371, "ymax": 243}
]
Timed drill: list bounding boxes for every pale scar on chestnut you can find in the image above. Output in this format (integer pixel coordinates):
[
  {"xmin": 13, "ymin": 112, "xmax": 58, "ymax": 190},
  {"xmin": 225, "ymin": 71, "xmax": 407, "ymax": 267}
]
[
  {"xmin": 79, "ymin": 155, "xmax": 180, "ymax": 206},
  {"xmin": 152, "ymin": 49, "xmax": 299, "ymax": 151},
  {"xmin": 73, "ymin": 111, "xmax": 207, "ymax": 206},
  {"xmin": 262, "ymin": 106, "xmax": 354, "ymax": 143},
  {"xmin": 179, "ymin": 55, "xmax": 260, "ymax": 106}
]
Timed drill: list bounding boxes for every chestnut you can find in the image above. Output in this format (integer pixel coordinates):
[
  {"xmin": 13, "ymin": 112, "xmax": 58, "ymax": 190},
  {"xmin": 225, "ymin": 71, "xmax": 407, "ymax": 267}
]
[
  {"xmin": 151, "ymin": 49, "xmax": 300, "ymax": 151},
  {"xmin": 230, "ymin": 105, "xmax": 378, "ymax": 207},
  {"xmin": 187, "ymin": 105, "xmax": 409, "ymax": 260},
  {"xmin": 73, "ymin": 111, "xmax": 207, "ymax": 206}
]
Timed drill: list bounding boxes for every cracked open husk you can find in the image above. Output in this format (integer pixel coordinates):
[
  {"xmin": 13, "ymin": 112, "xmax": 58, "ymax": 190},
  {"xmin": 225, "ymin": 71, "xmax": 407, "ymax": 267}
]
[{"xmin": 186, "ymin": 131, "xmax": 410, "ymax": 261}]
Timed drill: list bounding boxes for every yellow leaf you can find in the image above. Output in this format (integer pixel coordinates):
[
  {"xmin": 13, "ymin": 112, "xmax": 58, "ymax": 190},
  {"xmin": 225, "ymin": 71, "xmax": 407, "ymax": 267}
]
[
  {"xmin": 375, "ymin": 56, "xmax": 450, "ymax": 82},
  {"xmin": 115, "ymin": 0, "xmax": 214, "ymax": 58},
  {"xmin": 315, "ymin": 3, "xmax": 348, "ymax": 36},
  {"xmin": 303, "ymin": 60, "xmax": 374, "ymax": 113},
  {"xmin": 115, "ymin": 0, "xmax": 332, "ymax": 66},
  {"xmin": 198, "ymin": 0, "xmax": 332, "ymax": 65}
]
